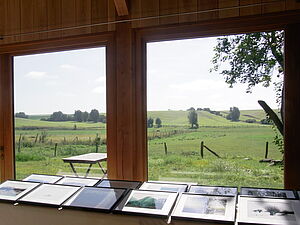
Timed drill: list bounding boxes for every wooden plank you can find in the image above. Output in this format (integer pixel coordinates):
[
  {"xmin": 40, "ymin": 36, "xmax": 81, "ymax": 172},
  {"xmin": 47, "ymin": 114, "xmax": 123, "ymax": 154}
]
[
  {"xmin": 262, "ymin": 1, "xmax": 286, "ymax": 13},
  {"xmin": 141, "ymin": 0, "xmax": 159, "ymax": 27},
  {"xmin": 0, "ymin": 55, "xmax": 14, "ymax": 181},
  {"xmin": 75, "ymin": 0, "xmax": 91, "ymax": 34},
  {"xmin": 178, "ymin": 0, "xmax": 198, "ymax": 23},
  {"xmin": 33, "ymin": 0, "xmax": 48, "ymax": 40},
  {"xmin": 0, "ymin": 55, "xmax": 4, "ymax": 181},
  {"xmin": 3, "ymin": 0, "xmax": 21, "ymax": 44},
  {"xmin": 286, "ymin": 0, "xmax": 300, "ymax": 10},
  {"xmin": 108, "ymin": 0, "xmax": 116, "ymax": 31},
  {"xmin": 47, "ymin": 0, "xmax": 62, "ymax": 39},
  {"xmin": 197, "ymin": 0, "xmax": 219, "ymax": 21},
  {"xmin": 20, "ymin": 0, "xmax": 35, "ymax": 42},
  {"xmin": 113, "ymin": 0, "xmax": 129, "ymax": 16},
  {"xmin": 219, "ymin": 0, "xmax": 239, "ymax": 18},
  {"xmin": 0, "ymin": 0, "xmax": 4, "ymax": 41},
  {"xmin": 240, "ymin": 0, "xmax": 262, "ymax": 16},
  {"xmin": 130, "ymin": 0, "xmax": 141, "ymax": 28},
  {"xmin": 284, "ymin": 23, "xmax": 300, "ymax": 189},
  {"xmin": 91, "ymin": 0, "xmax": 108, "ymax": 33},
  {"xmin": 159, "ymin": 0, "xmax": 178, "ymax": 25},
  {"xmin": 61, "ymin": 0, "xmax": 77, "ymax": 37}
]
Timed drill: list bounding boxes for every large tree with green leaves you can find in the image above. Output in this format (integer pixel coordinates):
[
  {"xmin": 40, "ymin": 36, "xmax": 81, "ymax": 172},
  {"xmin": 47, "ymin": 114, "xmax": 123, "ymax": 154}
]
[
  {"xmin": 188, "ymin": 108, "xmax": 199, "ymax": 129},
  {"xmin": 211, "ymin": 31, "xmax": 284, "ymax": 131}
]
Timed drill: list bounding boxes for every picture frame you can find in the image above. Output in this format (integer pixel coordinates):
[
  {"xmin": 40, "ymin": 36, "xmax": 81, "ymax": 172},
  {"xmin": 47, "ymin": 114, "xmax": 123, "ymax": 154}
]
[
  {"xmin": 0, "ymin": 180, "xmax": 40, "ymax": 202},
  {"xmin": 63, "ymin": 187, "xmax": 127, "ymax": 212},
  {"xmin": 18, "ymin": 184, "xmax": 81, "ymax": 207},
  {"xmin": 114, "ymin": 189, "xmax": 178, "ymax": 218},
  {"xmin": 237, "ymin": 196, "xmax": 300, "ymax": 225},
  {"xmin": 297, "ymin": 191, "xmax": 300, "ymax": 199},
  {"xmin": 139, "ymin": 182, "xmax": 188, "ymax": 193},
  {"xmin": 171, "ymin": 193, "xmax": 236, "ymax": 223},
  {"xmin": 188, "ymin": 185, "xmax": 237, "ymax": 196},
  {"xmin": 22, "ymin": 174, "xmax": 63, "ymax": 184},
  {"xmin": 240, "ymin": 187, "xmax": 296, "ymax": 199},
  {"xmin": 56, "ymin": 177, "xmax": 99, "ymax": 187},
  {"xmin": 96, "ymin": 179, "xmax": 142, "ymax": 190}
]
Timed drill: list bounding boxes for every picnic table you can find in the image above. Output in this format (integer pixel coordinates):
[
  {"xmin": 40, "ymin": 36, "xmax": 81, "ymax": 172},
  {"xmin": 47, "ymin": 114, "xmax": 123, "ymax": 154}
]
[{"xmin": 62, "ymin": 153, "xmax": 107, "ymax": 177}]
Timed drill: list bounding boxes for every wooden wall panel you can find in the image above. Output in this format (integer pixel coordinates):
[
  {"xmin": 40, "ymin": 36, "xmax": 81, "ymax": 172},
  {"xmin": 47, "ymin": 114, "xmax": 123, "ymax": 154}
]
[
  {"xmin": 159, "ymin": 0, "xmax": 178, "ymax": 25},
  {"xmin": 33, "ymin": 0, "xmax": 48, "ymax": 40},
  {"xmin": 178, "ymin": 0, "xmax": 198, "ymax": 23},
  {"xmin": 286, "ymin": 0, "xmax": 300, "ymax": 10},
  {"xmin": 108, "ymin": 0, "xmax": 116, "ymax": 31},
  {"xmin": 197, "ymin": 0, "xmax": 219, "ymax": 21},
  {"xmin": 20, "ymin": 0, "xmax": 35, "ymax": 42},
  {"xmin": 3, "ymin": 0, "xmax": 21, "ymax": 44},
  {"xmin": 240, "ymin": 0, "xmax": 262, "ymax": 16},
  {"xmin": 75, "ymin": 0, "xmax": 91, "ymax": 34},
  {"xmin": 284, "ymin": 23, "xmax": 300, "ymax": 189},
  {"xmin": 140, "ymin": 0, "xmax": 159, "ymax": 27},
  {"xmin": 47, "ymin": 0, "xmax": 62, "ymax": 39},
  {"xmin": 61, "ymin": 0, "xmax": 77, "ymax": 37},
  {"xmin": 262, "ymin": 0, "xmax": 286, "ymax": 13},
  {"xmin": 219, "ymin": 0, "xmax": 240, "ymax": 18},
  {"xmin": 0, "ymin": 1, "xmax": 4, "ymax": 39},
  {"xmin": 130, "ymin": 0, "xmax": 141, "ymax": 28},
  {"xmin": 91, "ymin": 0, "xmax": 108, "ymax": 33}
]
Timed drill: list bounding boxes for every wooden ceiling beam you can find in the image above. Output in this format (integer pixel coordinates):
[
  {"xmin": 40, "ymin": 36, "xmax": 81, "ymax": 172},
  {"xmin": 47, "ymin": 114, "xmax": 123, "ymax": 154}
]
[{"xmin": 113, "ymin": 0, "xmax": 129, "ymax": 16}]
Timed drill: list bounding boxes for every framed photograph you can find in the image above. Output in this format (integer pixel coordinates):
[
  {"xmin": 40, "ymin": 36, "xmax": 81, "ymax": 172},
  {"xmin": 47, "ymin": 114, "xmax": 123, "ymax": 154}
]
[
  {"xmin": 0, "ymin": 180, "xmax": 40, "ymax": 201},
  {"xmin": 240, "ymin": 187, "xmax": 296, "ymax": 199},
  {"xmin": 96, "ymin": 179, "xmax": 141, "ymax": 189},
  {"xmin": 172, "ymin": 193, "xmax": 236, "ymax": 223},
  {"xmin": 63, "ymin": 187, "xmax": 127, "ymax": 212},
  {"xmin": 23, "ymin": 174, "xmax": 63, "ymax": 184},
  {"xmin": 297, "ymin": 191, "xmax": 300, "ymax": 199},
  {"xmin": 114, "ymin": 190, "xmax": 178, "ymax": 217},
  {"xmin": 18, "ymin": 184, "xmax": 81, "ymax": 206},
  {"xmin": 139, "ymin": 182, "xmax": 188, "ymax": 193},
  {"xmin": 56, "ymin": 177, "xmax": 99, "ymax": 187},
  {"xmin": 188, "ymin": 185, "xmax": 237, "ymax": 196},
  {"xmin": 237, "ymin": 196, "xmax": 300, "ymax": 225}
]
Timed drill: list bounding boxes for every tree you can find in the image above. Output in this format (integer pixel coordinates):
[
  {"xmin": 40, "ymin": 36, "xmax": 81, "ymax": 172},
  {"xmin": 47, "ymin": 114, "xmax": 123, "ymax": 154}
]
[
  {"xmin": 147, "ymin": 118, "xmax": 154, "ymax": 128},
  {"xmin": 15, "ymin": 112, "xmax": 28, "ymax": 119},
  {"xmin": 74, "ymin": 110, "xmax": 83, "ymax": 122},
  {"xmin": 188, "ymin": 109, "xmax": 199, "ymax": 129},
  {"xmin": 82, "ymin": 111, "xmax": 89, "ymax": 122},
  {"xmin": 155, "ymin": 118, "xmax": 162, "ymax": 128},
  {"xmin": 48, "ymin": 111, "xmax": 68, "ymax": 121},
  {"xmin": 226, "ymin": 107, "xmax": 240, "ymax": 122},
  {"xmin": 89, "ymin": 109, "xmax": 100, "ymax": 123}
]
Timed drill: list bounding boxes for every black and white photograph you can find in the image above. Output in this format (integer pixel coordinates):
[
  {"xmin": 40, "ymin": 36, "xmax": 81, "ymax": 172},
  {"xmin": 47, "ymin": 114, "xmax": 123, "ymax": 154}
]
[
  {"xmin": 23, "ymin": 174, "xmax": 63, "ymax": 184},
  {"xmin": 237, "ymin": 196, "xmax": 300, "ymax": 225},
  {"xmin": 19, "ymin": 184, "xmax": 81, "ymax": 206},
  {"xmin": 97, "ymin": 179, "xmax": 141, "ymax": 189},
  {"xmin": 0, "ymin": 181, "xmax": 40, "ymax": 201},
  {"xmin": 240, "ymin": 187, "xmax": 296, "ymax": 199},
  {"xmin": 56, "ymin": 177, "xmax": 99, "ymax": 187},
  {"xmin": 116, "ymin": 190, "xmax": 178, "ymax": 216},
  {"xmin": 64, "ymin": 187, "xmax": 126, "ymax": 211},
  {"xmin": 139, "ymin": 182, "xmax": 188, "ymax": 193},
  {"xmin": 172, "ymin": 193, "xmax": 236, "ymax": 222},
  {"xmin": 188, "ymin": 185, "xmax": 237, "ymax": 196}
]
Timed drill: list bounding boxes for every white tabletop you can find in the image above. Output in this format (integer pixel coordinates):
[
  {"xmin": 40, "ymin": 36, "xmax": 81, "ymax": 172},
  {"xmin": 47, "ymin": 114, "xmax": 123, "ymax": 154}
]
[{"xmin": 62, "ymin": 153, "xmax": 107, "ymax": 164}]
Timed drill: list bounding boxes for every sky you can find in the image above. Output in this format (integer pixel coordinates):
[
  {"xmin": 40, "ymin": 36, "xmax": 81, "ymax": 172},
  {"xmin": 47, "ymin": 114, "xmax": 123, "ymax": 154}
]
[{"xmin": 14, "ymin": 36, "xmax": 279, "ymax": 115}]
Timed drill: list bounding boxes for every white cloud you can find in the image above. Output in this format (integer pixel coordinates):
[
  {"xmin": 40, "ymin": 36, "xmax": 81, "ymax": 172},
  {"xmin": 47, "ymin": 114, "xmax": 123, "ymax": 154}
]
[
  {"xmin": 56, "ymin": 91, "xmax": 76, "ymax": 97},
  {"xmin": 169, "ymin": 79, "xmax": 227, "ymax": 91},
  {"xmin": 92, "ymin": 86, "xmax": 105, "ymax": 94},
  {"xmin": 25, "ymin": 71, "xmax": 48, "ymax": 79},
  {"xmin": 60, "ymin": 64, "xmax": 78, "ymax": 70}
]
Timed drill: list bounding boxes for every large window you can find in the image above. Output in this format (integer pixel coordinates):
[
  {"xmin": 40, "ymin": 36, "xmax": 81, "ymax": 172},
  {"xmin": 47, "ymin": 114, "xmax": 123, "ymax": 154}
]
[
  {"xmin": 147, "ymin": 33, "xmax": 284, "ymax": 188},
  {"xmin": 14, "ymin": 47, "xmax": 107, "ymax": 179}
]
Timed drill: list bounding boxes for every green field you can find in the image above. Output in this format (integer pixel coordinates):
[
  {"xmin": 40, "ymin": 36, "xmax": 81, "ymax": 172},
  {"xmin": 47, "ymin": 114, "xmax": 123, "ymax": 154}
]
[{"xmin": 14, "ymin": 109, "xmax": 283, "ymax": 188}]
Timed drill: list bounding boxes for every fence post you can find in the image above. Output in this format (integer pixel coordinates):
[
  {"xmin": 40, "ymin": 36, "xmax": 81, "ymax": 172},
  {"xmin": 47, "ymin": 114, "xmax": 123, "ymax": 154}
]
[
  {"xmin": 18, "ymin": 134, "xmax": 22, "ymax": 153},
  {"xmin": 200, "ymin": 141, "xmax": 204, "ymax": 158},
  {"xmin": 265, "ymin": 141, "xmax": 269, "ymax": 159},
  {"xmin": 54, "ymin": 143, "xmax": 58, "ymax": 157},
  {"xmin": 164, "ymin": 142, "xmax": 168, "ymax": 155}
]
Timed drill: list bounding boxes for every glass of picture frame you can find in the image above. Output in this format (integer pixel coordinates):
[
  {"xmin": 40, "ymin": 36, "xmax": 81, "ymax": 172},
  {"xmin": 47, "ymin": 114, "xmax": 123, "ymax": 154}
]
[
  {"xmin": 18, "ymin": 184, "xmax": 81, "ymax": 206},
  {"xmin": 96, "ymin": 179, "xmax": 141, "ymax": 189},
  {"xmin": 139, "ymin": 182, "xmax": 188, "ymax": 193},
  {"xmin": 0, "ymin": 180, "xmax": 40, "ymax": 202},
  {"xmin": 240, "ymin": 187, "xmax": 296, "ymax": 199},
  {"xmin": 63, "ymin": 187, "xmax": 127, "ymax": 212},
  {"xmin": 297, "ymin": 191, "xmax": 300, "ymax": 199},
  {"xmin": 56, "ymin": 177, "xmax": 99, "ymax": 187},
  {"xmin": 171, "ymin": 193, "xmax": 236, "ymax": 223},
  {"xmin": 114, "ymin": 190, "xmax": 178, "ymax": 218},
  {"xmin": 23, "ymin": 174, "xmax": 63, "ymax": 184},
  {"xmin": 188, "ymin": 185, "xmax": 237, "ymax": 196},
  {"xmin": 237, "ymin": 196, "xmax": 300, "ymax": 225}
]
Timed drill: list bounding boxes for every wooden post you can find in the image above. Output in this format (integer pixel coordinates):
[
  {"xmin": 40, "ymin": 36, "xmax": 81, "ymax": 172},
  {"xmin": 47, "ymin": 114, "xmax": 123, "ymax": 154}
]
[
  {"xmin": 265, "ymin": 141, "xmax": 269, "ymax": 159},
  {"xmin": 200, "ymin": 141, "xmax": 204, "ymax": 158},
  {"xmin": 164, "ymin": 142, "xmax": 168, "ymax": 155},
  {"xmin": 54, "ymin": 143, "xmax": 58, "ymax": 157},
  {"xmin": 17, "ymin": 134, "xmax": 22, "ymax": 153},
  {"xmin": 284, "ymin": 23, "xmax": 300, "ymax": 189}
]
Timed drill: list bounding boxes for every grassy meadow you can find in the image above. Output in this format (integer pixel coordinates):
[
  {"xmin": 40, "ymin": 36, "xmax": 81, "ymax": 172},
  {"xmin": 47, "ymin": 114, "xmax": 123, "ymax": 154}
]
[{"xmin": 14, "ymin": 109, "xmax": 283, "ymax": 188}]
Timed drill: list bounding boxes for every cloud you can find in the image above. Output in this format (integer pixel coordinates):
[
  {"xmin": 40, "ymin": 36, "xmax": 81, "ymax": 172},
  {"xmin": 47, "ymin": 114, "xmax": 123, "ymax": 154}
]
[
  {"xmin": 169, "ymin": 79, "xmax": 227, "ymax": 91},
  {"xmin": 92, "ymin": 86, "xmax": 105, "ymax": 94},
  {"xmin": 56, "ymin": 91, "xmax": 76, "ymax": 97},
  {"xmin": 60, "ymin": 64, "xmax": 78, "ymax": 70},
  {"xmin": 25, "ymin": 71, "xmax": 48, "ymax": 79}
]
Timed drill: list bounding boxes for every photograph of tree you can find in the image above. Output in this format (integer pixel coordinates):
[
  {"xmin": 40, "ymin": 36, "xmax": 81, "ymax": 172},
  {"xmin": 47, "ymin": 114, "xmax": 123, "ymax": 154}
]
[{"xmin": 189, "ymin": 185, "xmax": 237, "ymax": 196}]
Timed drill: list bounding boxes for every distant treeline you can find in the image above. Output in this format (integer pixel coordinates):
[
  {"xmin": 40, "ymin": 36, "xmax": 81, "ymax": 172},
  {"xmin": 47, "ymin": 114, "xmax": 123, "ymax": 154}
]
[{"xmin": 15, "ymin": 109, "xmax": 106, "ymax": 123}]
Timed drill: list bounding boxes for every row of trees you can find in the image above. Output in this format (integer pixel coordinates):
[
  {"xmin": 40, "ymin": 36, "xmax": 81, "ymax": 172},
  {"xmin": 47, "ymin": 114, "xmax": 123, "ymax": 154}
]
[{"xmin": 147, "ymin": 117, "xmax": 162, "ymax": 128}]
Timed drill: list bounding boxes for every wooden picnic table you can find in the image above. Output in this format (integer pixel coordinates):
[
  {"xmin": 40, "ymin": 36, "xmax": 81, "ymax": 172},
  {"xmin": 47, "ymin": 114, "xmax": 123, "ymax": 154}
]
[{"xmin": 62, "ymin": 153, "xmax": 107, "ymax": 177}]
